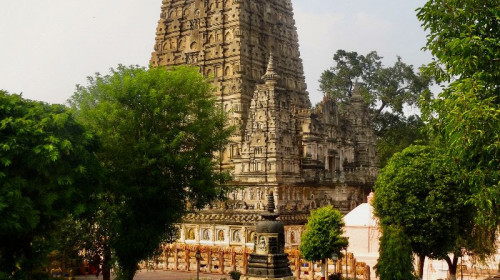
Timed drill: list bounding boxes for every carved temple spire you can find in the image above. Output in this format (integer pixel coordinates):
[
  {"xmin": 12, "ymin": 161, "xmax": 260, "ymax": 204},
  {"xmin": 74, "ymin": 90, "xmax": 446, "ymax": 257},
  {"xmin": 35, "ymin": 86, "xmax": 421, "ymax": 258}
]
[
  {"xmin": 262, "ymin": 191, "xmax": 278, "ymax": 221},
  {"xmin": 351, "ymin": 82, "xmax": 364, "ymax": 103},
  {"xmin": 262, "ymin": 53, "xmax": 280, "ymax": 85}
]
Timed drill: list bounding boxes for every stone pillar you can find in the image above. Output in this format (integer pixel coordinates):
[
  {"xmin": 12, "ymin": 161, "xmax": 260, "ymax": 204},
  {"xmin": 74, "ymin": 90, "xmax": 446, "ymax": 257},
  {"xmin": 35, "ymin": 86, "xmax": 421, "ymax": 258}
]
[
  {"xmin": 207, "ymin": 250, "xmax": 212, "ymax": 273},
  {"xmin": 185, "ymin": 248, "xmax": 190, "ymax": 271},
  {"xmin": 242, "ymin": 248, "xmax": 248, "ymax": 274},
  {"xmin": 294, "ymin": 254, "xmax": 300, "ymax": 278},
  {"xmin": 174, "ymin": 245, "xmax": 179, "ymax": 271},
  {"xmin": 231, "ymin": 248, "xmax": 236, "ymax": 271},
  {"xmin": 219, "ymin": 250, "xmax": 224, "ymax": 274},
  {"xmin": 309, "ymin": 261, "xmax": 314, "ymax": 280}
]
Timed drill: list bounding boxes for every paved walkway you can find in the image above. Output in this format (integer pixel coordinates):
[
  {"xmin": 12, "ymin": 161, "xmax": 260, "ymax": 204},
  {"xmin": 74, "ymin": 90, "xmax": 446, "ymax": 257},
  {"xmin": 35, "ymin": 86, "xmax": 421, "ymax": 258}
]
[{"xmin": 75, "ymin": 270, "xmax": 227, "ymax": 280}]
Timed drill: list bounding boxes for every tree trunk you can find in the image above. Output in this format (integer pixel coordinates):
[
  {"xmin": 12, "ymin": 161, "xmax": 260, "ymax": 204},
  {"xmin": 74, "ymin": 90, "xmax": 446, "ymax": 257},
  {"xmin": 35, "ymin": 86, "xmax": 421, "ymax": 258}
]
[
  {"xmin": 445, "ymin": 255, "xmax": 459, "ymax": 280},
  {"xmin": 102, "ymin": 243, "xmax": 112, "ymax": 280},
  {"xmin": 321, "ymin": 258, "xmax": 328, "ymax": 280},
  {"xmin": 371, "ymin": 101, "xmax": 386, "ymax": 121},
  {"xmin": 417, "ymin": 254, "xmax": 425, "ymax": 279}
]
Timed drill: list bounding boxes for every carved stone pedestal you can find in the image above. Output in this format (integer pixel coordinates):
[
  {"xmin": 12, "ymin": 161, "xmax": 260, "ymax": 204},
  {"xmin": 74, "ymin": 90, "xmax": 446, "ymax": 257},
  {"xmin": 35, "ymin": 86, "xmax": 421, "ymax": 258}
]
[{"xmin": 242, "ymin": 193, "xmax": 295, "ymax": 280}]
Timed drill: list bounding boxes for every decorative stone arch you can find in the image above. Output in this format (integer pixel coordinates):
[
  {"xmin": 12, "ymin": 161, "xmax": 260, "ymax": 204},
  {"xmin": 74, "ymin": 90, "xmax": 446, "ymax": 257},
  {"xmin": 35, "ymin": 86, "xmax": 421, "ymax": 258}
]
[
  {"xmin": 224, "ymin": 65, "xmax": 232, "ymax": 76},
  {"xmin": 232, "ymin": 230, "xmax": 241, "ymax": 242},
  {"xmin": 162, "ymin": 41, "xmax": 169, "ymax": 51},
  {"xmin": 247, "ymin": 231, "xmax": 256, "ymax": 243},
  {"xmin": 190, "ymin": 41, "xmax": 198, "ymax": 50},
  {"xmin": 310, "ymin": 201, "xmax": 316, "ymax": 209},
  {"xmin": 178, "ymin": 38, "xmax": 185, "ymax": 49},
  {"xmin": 187, "ymin": 228, "xmax": 195, "ymax": 240},
  {"xmin": 202, "ymin": 229, "xmax": 210, "ymax": 241},
  {"xmin": 168, "ymin": 9, "xmax": 175, "ymax": 18}
]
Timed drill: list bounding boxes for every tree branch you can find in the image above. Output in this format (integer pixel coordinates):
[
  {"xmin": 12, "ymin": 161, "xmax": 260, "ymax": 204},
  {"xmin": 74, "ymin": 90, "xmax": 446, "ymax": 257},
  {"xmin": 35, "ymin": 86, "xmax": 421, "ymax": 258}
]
[{"xmin": 372, "ymin": 101, "xmax": 386, "ymax": 121}]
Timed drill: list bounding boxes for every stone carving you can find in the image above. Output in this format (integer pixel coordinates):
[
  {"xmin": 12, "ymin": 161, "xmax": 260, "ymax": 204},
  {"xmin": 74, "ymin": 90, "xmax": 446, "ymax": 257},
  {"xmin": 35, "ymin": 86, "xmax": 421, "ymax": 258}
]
[
  {"xmin": 217, "ymin": 230, "xmax": 225, "ymax": 242},
  {"xmin": 187, "ymin": 228, "xmax": 195, "ymax": 240},
  {"xmin": 244, "ymin": 193, "xmax": 294, "ymax": 279},
  {"xmin": 232, "ymin": 230, "xmax": 241, "ymax": 242},
  {"xmin": 151, "ymin": 0, "xmax": 379, "ymax": 249},
  {"xmin": 202, "ymin": 229, "xmax": 210, "ymax": 241}
]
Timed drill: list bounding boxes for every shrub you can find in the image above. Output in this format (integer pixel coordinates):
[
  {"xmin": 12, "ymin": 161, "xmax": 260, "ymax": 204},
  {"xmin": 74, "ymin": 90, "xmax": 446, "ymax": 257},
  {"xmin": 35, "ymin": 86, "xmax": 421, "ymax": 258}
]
[{"xmin": 230, "ymin": 270, "xmax": 242, "ymax": 280}]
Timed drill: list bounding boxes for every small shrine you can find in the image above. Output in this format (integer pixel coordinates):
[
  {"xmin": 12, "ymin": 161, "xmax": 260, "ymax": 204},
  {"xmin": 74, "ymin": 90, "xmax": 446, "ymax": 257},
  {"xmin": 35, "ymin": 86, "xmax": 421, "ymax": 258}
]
[{"xmin": 243, "ymin": 192, "xmax": 295, "ymax": 280}]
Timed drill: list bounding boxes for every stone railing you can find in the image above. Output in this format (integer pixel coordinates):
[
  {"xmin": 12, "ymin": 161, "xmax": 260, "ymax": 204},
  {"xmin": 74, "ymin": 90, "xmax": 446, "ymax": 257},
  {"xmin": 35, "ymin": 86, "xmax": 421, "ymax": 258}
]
[{"xmin": 143, "ymin": 244, "xmax": 370, "ymax": 280}]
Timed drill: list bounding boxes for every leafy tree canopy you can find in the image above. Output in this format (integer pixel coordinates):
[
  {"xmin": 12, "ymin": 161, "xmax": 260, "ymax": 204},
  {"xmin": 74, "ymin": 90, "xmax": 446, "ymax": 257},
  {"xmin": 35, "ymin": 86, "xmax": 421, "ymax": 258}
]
[
  {"xmin": 373, "ymin": 145, "xmax": 480, "ymax": 279},
  {"xmin": 69, "ymin": 65, "xmax": 232, "ymax": 280},
  {"xmin": 375, "ymin": 225, "xmax": 416, "ymax": 280},
  {"xmin": 300, "ymin": 205, "xmax": 348, "ymax": 262},
  {"xmin": 319, "ymin": 50, "xmax": 432, "ymax": 168},
  {"xmin": 417, "ymin": 0, "xmax": 500, "ymax": 227},
  {"xmin": 319, "ymin": 49, "xmax": 432, "ymax": 120},
  {"xmin": 375, "ymin": 113, "xmax": 427, "ymax": 167},
  {"xmin": 0, "ymin": 90, "xmax": 101, "ymax": 279}
]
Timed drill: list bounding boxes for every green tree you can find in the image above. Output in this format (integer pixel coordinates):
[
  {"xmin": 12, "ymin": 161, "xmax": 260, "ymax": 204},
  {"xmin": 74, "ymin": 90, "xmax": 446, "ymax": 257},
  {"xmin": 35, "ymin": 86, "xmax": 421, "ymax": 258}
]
[
  {"xmin": 373, "ymin": 145, "xmax": 472, "ymax": 279},
  {"xmin": 0, "ymin": 90, "xmax": 101, "ymax": 279},
  {"xmin": 375, "ymin": 225, "xmax": 416, "ymax": 280},
  {"xmin": 69, "ymin": 65, "xmax": 232, "ymax": 280},
  {"xmin": 319, "ymin": 50, "xmax": 431, "ymax": 167},
  {"xmin": 417, "ymin": 0, "xmax": 500, "ymax": 227},
  {"xmin": 375, "ymin": 113, "xmax": 427, "ymax": 167},
  {"xmin": 319, "ymin": 49, "xmax": 431, "ymax": 120},
  {"xmin": 300, "ymin": 206, "xmax": 348, "ymax": 280}
]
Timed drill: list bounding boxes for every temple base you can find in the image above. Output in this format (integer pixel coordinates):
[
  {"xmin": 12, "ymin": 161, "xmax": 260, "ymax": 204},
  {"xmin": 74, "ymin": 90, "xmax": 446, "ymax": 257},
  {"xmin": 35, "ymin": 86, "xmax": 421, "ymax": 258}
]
[{"xmin": 242, "ymin": 276, "xmax": 295, "ymax": 280}]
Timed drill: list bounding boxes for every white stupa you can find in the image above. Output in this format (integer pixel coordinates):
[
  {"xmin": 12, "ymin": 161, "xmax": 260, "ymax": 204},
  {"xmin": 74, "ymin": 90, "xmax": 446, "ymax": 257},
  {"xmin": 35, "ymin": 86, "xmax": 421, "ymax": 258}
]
[
  {"xmin": 342, "ymin": 192, "xmax": 380, "ymax": 279},
  {"xmin": 343, "ymin": 192, "xmax": 378, "ymax": 227}
]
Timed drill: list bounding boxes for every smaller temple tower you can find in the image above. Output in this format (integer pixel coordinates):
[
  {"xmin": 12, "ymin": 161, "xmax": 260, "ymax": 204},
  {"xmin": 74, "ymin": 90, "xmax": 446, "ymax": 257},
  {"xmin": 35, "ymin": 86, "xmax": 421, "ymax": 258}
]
[{"xmin": 244, "ymin": 192, "xmax": 295, "ymax": 280}]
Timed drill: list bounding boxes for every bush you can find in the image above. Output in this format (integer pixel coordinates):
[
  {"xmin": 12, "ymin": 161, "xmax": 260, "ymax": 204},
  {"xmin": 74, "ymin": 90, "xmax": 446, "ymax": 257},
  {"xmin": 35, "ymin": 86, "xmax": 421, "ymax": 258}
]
[
  {"xmin": 230, "ymin": 270, "xmax": 242, "ymax": 280},
  {"xmin": 375, "ymin": 225, "xmax": 417, "ymax": 280},
  {"xmin": 30, "ymin": 271, "xmax": 51, "ymax": 280},
  {"xmin": 328, "ymin": 273, "xmax": 341, "ymax": 280}
]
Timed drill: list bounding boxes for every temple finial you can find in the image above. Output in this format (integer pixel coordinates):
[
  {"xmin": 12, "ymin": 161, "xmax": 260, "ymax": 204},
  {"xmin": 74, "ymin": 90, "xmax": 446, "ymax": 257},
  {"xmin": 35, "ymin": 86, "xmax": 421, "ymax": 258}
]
[
  {"xmin": 267, "ymin": 192, "xmax": 275, "ymax": 213},
  {"xmin": 262, "ymin": 53, "xmax": 280, "ymax": 84},
  {"xmin": 351, "ymin": 82, "xmax": 364, "ymax": 102}
]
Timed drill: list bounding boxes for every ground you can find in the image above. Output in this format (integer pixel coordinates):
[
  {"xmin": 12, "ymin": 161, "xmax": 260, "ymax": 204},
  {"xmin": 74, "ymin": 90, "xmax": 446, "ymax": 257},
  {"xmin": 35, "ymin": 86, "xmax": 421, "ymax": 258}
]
[{"xmin": 74, "ymin": 270, "xmax": 226, "ymax": 280}]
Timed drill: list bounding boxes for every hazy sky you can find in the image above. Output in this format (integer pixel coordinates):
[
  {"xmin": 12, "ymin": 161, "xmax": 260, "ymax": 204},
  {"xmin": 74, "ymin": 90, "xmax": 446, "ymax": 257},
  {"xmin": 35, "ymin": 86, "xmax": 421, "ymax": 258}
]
[{"xmin": 0, "ymin": 0, "xmax": 431, "ymax": 106}]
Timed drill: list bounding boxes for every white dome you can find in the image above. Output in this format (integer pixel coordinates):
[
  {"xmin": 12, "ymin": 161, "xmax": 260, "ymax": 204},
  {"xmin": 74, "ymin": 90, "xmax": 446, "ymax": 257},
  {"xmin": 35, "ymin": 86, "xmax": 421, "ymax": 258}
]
[{"xmin": 343, "ymin": 202, "xmax": 378, "ymax": 227}]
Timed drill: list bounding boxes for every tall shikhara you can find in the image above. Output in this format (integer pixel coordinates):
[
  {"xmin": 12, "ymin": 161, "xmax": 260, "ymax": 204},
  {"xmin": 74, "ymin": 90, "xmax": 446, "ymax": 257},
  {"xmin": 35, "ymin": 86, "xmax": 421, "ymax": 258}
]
[{"xmin": 151, "ymin": 0, "xmax": 379, "ymax": 249}]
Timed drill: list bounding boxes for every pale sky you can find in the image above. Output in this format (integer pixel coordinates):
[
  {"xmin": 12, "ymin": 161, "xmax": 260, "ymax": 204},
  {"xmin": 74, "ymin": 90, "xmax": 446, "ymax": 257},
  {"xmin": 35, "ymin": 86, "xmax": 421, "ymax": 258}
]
[{"xmin": 0, "ymin": 0, "xmax": 431, "ymax": 106}]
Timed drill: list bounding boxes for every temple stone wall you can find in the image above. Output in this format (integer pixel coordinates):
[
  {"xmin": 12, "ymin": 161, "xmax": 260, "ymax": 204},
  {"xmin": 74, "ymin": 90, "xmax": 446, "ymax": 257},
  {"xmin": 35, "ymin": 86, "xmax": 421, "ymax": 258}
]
[{"xmin": 151, "ymin": 0, "xmax": 379, "ymax": 250}]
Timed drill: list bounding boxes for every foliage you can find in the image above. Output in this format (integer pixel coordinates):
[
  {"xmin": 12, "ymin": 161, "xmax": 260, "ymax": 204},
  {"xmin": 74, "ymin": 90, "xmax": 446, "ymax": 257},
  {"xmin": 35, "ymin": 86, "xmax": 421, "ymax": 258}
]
[
  {"xmin": 374, "ymin": 145, "xmax": 468, "ymax": 259},
  {"xmin": 319, "ymin": 49, "xmax": 432, "ymax": 119},
  {"xmin": 417, "ymin": 0, "xmax": 500, "ymax": 227},
  {"xmin": 300, "ymin": 206, "xmax": 348, "ymax": 262},
  {"xmin": 48, "ymin": 216, "xmax": 89, "ymax": 276},
  {"xmin": 0, "ymin": 90, "xmax": 101, "ymax": 279},
  {"xmin": 230, "ymin": 270, "xmax": 241, "ymax": 280},
  {"xmin": 374, "ymin": 113, "xmax": 427, "ymax": 167},
  {"xmin": 375, "ymin": 225, "xmax": 416, "ymax": 280},
  {"xmin": 69, "ymin": 65, "xmax": 232, "ymax": 280},
  {"xmin": 319, "ymin": 50, "xmax": 432, "ymax": 167}
]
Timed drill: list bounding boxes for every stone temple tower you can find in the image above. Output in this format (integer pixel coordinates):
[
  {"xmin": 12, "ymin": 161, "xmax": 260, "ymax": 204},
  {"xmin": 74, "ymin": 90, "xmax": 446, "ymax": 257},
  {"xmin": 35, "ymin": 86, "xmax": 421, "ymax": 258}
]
[
  {"xmin": 150, "ymin": 0, "xmax": 310, "ymax": 168},
  {"xmin": 151, "ymin": 0, "xmax": 379, "ymax": 249}
]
